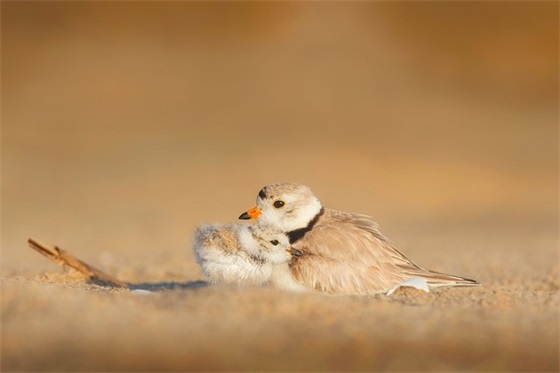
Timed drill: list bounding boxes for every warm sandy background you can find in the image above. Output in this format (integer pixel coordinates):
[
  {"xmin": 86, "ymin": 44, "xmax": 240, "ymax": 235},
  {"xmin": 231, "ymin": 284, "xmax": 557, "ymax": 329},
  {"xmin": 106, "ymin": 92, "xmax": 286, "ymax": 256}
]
[{"xmin": 1, "ymin": 2, "xmax": 558, "ymax": 372}]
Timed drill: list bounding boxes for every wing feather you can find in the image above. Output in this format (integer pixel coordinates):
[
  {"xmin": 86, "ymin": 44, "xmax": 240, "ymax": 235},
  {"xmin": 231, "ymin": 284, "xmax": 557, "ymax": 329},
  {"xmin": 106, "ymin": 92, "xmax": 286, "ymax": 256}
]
[{"xmin": 290, "ymin": 209, "xmax": 479, "ymax": 295}]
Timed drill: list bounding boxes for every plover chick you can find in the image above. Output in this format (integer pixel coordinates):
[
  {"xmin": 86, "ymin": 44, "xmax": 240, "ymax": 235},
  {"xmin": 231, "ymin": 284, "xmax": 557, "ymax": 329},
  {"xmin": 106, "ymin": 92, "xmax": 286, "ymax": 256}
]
[
  {"xmin": 239, "ymin": 182, "xmax": 480, "ymax": 295},
  {"xmin": 193, "ymin": 223, "xmax": 307, "ymax": 292}
]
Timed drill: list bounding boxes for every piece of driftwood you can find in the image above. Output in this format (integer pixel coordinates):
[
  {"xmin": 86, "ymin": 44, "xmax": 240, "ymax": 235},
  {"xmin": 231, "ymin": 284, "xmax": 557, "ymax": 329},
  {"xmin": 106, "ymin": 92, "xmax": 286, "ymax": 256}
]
[{"xmin": 27, "ymin": 238, "xmax": 129, "ymax": 289}]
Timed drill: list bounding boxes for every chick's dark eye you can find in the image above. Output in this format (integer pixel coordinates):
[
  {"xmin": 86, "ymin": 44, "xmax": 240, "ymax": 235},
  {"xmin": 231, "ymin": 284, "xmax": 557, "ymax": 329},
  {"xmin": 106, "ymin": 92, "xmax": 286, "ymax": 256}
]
[
  {"xmin": 270, "ymin": 240, "xmax": 279, "ymax": 246},
  {"xmin": 273, "ymin": 200, "xmax": 285, "ymax": 208}
]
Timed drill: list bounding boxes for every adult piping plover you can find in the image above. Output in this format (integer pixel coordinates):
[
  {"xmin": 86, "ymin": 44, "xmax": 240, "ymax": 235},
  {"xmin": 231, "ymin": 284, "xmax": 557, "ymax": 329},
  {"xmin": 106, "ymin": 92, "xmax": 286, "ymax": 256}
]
[
  {"xmin": 193, "ymin": 223, "xmax": 307, "ymax": 292},
  {"xmin": 239, "ymin": 182, "xmax": 479, "ymax": 295}
]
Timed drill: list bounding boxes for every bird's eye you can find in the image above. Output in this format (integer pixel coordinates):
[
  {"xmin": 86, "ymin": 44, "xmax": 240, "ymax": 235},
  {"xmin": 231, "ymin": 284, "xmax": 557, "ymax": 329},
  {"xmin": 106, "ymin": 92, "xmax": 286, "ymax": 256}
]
[
  {"xmin": 273, "ymin": 200, "xmax": 285, "ymax": 208},
  {"xmin": 270, "ymin": 240, "xmax": 280, "ymax": 246}
]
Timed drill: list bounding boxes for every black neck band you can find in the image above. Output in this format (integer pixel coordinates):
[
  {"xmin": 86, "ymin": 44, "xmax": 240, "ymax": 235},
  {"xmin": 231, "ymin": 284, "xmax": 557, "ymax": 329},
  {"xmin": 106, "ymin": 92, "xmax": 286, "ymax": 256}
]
[{"xmin": 287, "ymin": 207, "xmax": 325, "ymax": 244}]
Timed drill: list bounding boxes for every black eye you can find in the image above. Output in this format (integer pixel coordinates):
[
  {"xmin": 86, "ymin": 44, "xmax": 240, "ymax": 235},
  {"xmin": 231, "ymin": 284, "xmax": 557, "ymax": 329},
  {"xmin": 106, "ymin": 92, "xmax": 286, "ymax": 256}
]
[
  {"xmin": 273, "ymin": 200, "xmax": 285, "ymax": 208},
  {"xmin": 270, "ymin": 240, "xmax": 279, "ymax": 246}
]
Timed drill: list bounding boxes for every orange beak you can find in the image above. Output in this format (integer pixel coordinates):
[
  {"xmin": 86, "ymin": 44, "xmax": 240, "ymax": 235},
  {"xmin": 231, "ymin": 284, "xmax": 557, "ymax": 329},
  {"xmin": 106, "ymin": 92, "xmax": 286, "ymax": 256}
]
[{"xmin": 239, "ymin": 206, "xmax": 261, "ymax": 220}]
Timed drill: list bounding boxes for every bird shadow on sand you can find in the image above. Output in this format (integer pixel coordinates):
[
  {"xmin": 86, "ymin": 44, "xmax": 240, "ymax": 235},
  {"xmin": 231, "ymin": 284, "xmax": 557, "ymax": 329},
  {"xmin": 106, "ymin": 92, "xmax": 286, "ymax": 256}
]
[
  {"xmin": 127, "ymin": 280, "xmax": 209, "ymax": 291},
  {"xmin": 83, "ymin": 278, "xmax": 209, "ymax": 292}
]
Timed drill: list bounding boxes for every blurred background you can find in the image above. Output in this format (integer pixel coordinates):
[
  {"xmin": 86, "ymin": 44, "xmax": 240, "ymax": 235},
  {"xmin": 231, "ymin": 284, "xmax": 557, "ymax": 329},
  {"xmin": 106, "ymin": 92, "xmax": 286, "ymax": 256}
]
[
  {"xmin": 2, "ymin": 3, "xmax": 558, "ymax": 372},
  {"xmin": 2, "ymin": 1, "xmax": 557, "ymax": 272}
]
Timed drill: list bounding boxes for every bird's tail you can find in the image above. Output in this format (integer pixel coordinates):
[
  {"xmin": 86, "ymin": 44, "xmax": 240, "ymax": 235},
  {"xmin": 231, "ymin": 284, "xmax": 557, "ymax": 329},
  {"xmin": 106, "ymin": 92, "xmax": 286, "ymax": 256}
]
[{"xmin": 402, "ymin": 266, "xmax": 480, "ymax": 288}]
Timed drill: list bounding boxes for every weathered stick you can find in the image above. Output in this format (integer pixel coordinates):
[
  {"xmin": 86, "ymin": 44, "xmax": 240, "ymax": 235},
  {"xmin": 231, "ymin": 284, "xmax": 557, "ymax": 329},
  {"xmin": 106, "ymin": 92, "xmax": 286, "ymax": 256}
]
[{"xmin": 27, "ymin": 238, "xmax": 129, "ymax": 289}]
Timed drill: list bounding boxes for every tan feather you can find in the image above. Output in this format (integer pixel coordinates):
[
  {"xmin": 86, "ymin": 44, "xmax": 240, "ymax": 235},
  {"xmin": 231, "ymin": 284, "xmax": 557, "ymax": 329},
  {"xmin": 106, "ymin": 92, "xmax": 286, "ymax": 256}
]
[{"xmin": 290, "ymin": 208, "xmax": 479, "ymax": 295}]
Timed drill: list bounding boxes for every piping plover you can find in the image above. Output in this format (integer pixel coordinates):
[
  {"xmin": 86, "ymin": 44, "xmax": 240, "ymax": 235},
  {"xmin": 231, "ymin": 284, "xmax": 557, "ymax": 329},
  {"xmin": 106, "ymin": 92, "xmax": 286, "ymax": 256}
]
[
  {"xmin": 193, "ymin": 223, "xmax": 307, "ymax": 292},
  {"xmin": 239, "ymin": 182, "xmax": 480, "ymax": 295}
]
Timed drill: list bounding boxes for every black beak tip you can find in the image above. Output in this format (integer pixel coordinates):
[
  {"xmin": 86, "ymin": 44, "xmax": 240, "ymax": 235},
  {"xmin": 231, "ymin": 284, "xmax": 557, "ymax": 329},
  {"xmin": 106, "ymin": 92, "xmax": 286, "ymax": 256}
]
[
  {"xmin": 239, "ymin": 212, "xmax": 251, "ymax": 220},
  {"xmin": 291, "ymin": 248, "xmax": 303, "ymax": 257}
]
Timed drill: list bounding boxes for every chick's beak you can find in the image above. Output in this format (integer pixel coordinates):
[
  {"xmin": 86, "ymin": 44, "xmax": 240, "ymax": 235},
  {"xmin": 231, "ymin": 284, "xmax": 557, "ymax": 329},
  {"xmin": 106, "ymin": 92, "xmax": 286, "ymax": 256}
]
[
  {"xmin": 286, "ymin": 247, "xmax": 303, "ymax": 257},
  {"xmin": 239, "ymin": 206, "xmax": 261, "ymax": 220}
]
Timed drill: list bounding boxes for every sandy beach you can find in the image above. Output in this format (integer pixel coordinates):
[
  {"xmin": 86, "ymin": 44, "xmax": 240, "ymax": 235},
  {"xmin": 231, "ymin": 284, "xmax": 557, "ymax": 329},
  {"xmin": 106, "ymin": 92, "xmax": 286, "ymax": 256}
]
[{"xmin": 2, "ymin": 2, "xmax": 558, "ymax": 371}]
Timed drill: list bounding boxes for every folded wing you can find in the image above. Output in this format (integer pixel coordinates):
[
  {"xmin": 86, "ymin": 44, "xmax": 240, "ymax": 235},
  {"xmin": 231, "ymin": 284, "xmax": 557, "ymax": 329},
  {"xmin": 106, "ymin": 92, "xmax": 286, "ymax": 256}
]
[{"xmin": 290, "ymin": 209, "xmax": 479, "ymax": 295}]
